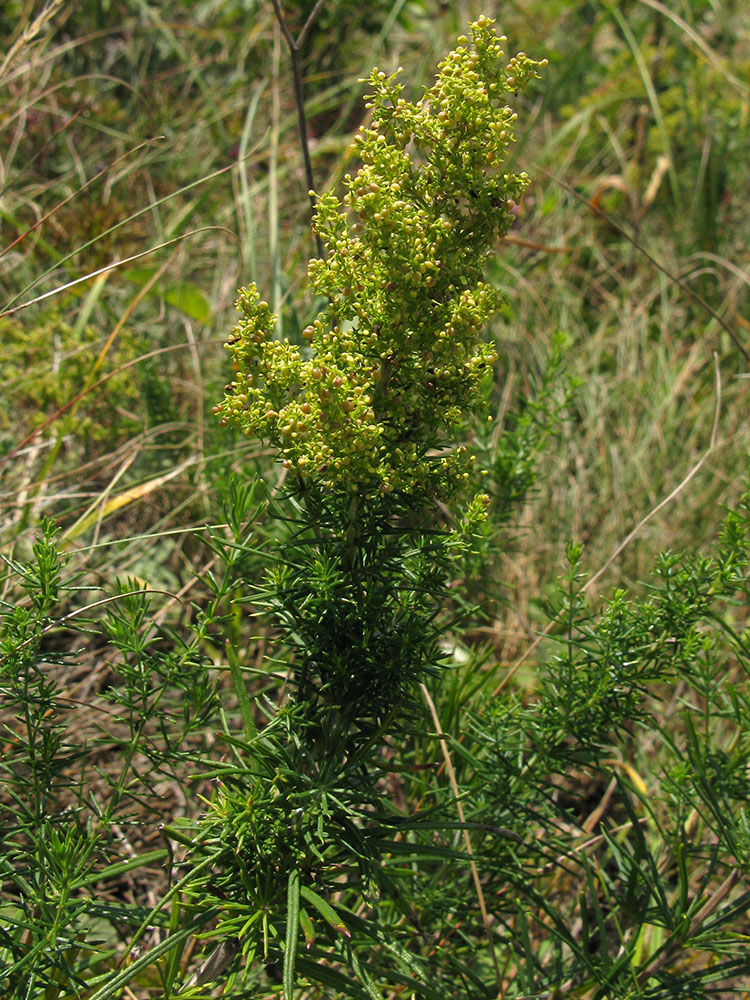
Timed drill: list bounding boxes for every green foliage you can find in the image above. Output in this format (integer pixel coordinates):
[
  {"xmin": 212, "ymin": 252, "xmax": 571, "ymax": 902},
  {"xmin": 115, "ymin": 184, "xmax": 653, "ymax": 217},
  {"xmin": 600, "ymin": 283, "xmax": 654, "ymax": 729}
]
[
  {"xmin": 464, "ymin": 494, "xmax": 750, "ymax": 997},
  {"xmin": 0, "ymin": 518, "xmax": 223, "ymax": 998},
  {"xmin": 249, "ymin": 484, "xmax": 489, "ymax": 723},
  {"xmin": 0, "ymin": 521, "xmax": 99, "ymax": 996},
  {"xmin": 3, "ymin": 3, "xmax": 750, "ymax": 998},
  {"xmin": 483, "ymin": 329, "xmax": 578, "ymax": 519},
  {"xmin": 0, "ymin": 313, "xmax": 143, "ymax": 447}
]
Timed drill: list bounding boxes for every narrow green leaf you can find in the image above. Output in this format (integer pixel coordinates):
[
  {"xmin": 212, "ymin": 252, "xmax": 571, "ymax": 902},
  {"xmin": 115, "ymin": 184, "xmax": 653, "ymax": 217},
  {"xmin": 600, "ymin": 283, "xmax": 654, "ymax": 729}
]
[
  {"xmin": 86, "ymin": 910, "xmax": 218, "ymax": 1000},
  {"xmin": 296, "ymin": 955, "xmax": 371, "ymax": 999},
  {"xmin": 225, "ymin": 639, "xmax": 258, "ymax": 744},
  {"xmin": 162, "ymin": 824, "xmax": 195, "ymax": 849},
  {"xmin": 163, "ymin": 896, "xmax": 184, "ymax": 995},
  {"xmin": 299, "ymin": 885, "xmax": 351, "ymax": 938},
  {"xmin": 283, "ymin": 868, "xmax": 301, "ymax": 1000},
  {"xmin": 299, "ymin": 906, "xmax": 315, "ymax": 951},
  {"xmin": 73, "ymin": 849, "xmax": 168, "ymax": 888},
  {"xmin": 349, "ymin": 947, "xmax": 384, "ymax": 1000}
]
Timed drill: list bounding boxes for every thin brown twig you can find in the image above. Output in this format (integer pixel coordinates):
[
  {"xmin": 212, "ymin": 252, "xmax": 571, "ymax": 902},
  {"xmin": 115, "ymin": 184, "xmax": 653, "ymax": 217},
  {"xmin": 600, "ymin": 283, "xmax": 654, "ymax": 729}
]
[
  {"xmin": 297, "ymin": 0, "xmax": 327, "ymax": 49},
  {"xmin": 270, "ymin": 0, "xmax": 326, "ymax": 258}
]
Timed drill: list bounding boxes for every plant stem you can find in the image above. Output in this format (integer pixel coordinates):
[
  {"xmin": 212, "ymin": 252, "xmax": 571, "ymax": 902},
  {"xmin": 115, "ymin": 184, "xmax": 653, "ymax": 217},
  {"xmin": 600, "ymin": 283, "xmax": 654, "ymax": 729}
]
[{"xmin": 270, "ymin": 0, "xmax": 326, "ymax": 259}]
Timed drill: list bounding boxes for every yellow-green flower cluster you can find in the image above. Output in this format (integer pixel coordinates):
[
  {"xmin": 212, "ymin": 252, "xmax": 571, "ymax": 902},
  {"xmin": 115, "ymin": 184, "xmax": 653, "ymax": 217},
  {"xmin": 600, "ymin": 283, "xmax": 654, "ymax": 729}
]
[{"xmin": 215, "ymin": 17, "xmax": 545, "ymax": 499}]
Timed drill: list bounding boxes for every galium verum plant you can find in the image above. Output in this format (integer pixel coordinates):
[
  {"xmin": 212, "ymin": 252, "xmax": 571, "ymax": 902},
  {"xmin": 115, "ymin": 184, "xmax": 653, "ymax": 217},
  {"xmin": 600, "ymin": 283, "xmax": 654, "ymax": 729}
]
[
  {"xmin": 213, "ymin": 17, "xmax": 544, "ymax": 729},
  {"xmin": 184, "ymin": 20, "xmax": 546, "ymax": 994}
]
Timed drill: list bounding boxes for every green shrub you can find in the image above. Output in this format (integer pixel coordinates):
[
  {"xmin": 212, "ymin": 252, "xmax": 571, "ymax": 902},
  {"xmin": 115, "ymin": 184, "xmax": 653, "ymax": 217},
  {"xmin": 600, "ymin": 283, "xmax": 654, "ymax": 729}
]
[{"xmin": 2, "ymin": 14, "xmax": 749, "ymax": 1000}]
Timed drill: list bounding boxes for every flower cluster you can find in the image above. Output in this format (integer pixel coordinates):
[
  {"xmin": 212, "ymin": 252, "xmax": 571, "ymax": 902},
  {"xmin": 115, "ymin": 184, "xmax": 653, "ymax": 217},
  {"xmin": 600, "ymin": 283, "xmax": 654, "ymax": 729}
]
[{"xmin": 215, "ymin": 17, "xmax": 545, "ymax": 500}]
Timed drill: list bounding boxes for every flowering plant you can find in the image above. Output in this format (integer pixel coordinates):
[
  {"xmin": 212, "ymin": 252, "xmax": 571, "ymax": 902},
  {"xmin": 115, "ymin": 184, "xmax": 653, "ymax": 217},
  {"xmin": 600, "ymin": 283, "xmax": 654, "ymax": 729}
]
[
  {"xmin": 216, "ymin": 17, "xmax": 545, "ymax": 502},
  {"xmin": 190, "ymin": 24, "xmax": 548, "ymax": 993}
]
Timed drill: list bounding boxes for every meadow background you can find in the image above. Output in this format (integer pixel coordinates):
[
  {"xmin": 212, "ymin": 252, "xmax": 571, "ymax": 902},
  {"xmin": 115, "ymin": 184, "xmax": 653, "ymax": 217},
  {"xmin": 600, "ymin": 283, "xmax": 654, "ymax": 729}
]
[{"xmin": 2, "ymin": 0, "xmax": 749, "ymax": 996}]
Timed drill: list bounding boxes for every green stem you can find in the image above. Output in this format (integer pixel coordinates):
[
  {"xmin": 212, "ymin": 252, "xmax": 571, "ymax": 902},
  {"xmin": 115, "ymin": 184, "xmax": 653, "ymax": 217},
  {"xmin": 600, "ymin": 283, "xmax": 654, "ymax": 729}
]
[{"xmin": 226, "ymin": 638, "xmax": 257, "ymax": 744}]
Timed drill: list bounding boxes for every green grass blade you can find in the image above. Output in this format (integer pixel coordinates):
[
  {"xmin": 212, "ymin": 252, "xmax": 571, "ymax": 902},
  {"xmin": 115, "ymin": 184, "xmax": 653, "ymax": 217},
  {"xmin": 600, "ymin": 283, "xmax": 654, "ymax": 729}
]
[{"xmin": 283, "ymin": 868, "xmax": 301, "ymax": 1000}]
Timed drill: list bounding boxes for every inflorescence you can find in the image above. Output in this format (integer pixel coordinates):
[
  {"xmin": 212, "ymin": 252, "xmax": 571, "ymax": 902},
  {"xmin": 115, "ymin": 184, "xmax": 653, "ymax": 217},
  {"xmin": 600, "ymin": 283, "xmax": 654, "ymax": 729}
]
[{"xmin": 215, "ymin": 17, "xmax": 545, "ymax": 501}]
